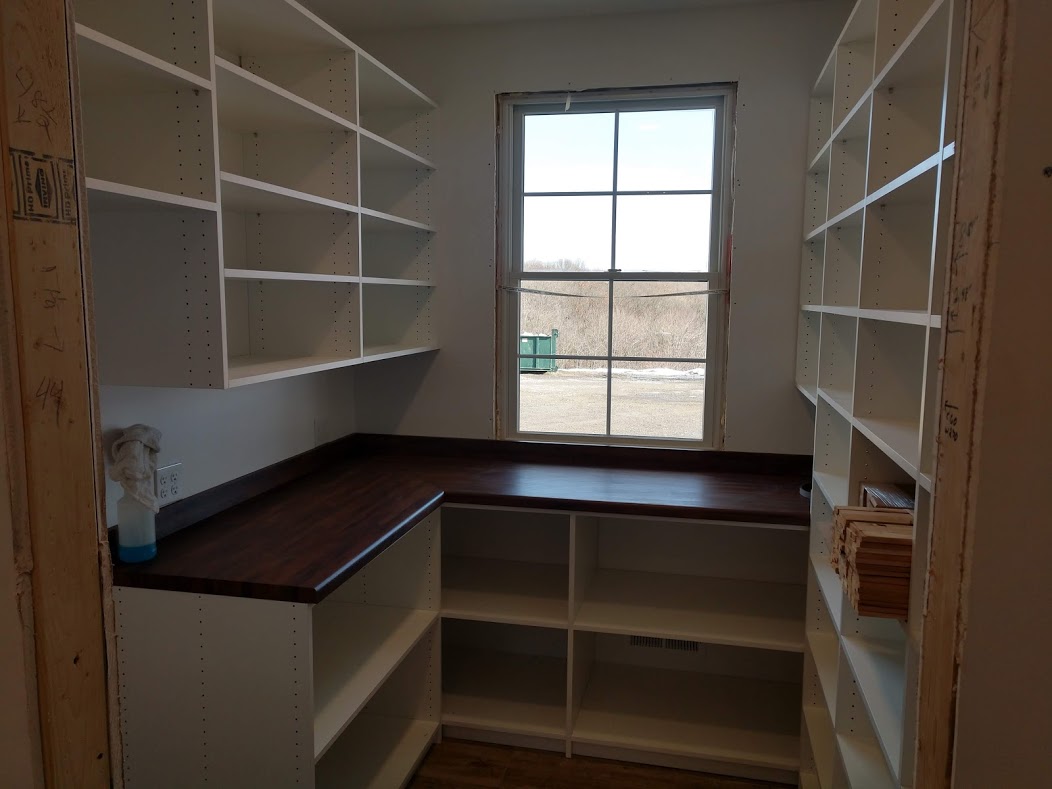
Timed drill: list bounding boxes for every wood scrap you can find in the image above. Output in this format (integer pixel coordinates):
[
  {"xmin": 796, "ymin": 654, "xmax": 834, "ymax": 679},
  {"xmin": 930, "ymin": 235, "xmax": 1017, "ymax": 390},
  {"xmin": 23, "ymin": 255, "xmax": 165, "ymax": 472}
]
[
  {"xmin": 861, "ymin": 482, "xmax": 916, "ymax": 510},
  {"xmin": 831, "ymin": 504, "xmax": 914, "ymax": 619}
]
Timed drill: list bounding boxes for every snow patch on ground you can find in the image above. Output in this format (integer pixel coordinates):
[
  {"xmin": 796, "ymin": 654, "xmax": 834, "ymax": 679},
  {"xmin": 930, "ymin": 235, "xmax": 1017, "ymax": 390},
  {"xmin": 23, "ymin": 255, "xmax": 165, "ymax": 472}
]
[{"xmin": 560, "ymin": 366, "xmax": 706, "ymax": 380}]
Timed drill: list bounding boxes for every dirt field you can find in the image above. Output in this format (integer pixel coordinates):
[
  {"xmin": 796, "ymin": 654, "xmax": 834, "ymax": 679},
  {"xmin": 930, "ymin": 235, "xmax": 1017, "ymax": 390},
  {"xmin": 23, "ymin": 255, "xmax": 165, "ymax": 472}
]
[{"xmin": 519, "ymin": 369, "xmax": 705, "ymax": 439}]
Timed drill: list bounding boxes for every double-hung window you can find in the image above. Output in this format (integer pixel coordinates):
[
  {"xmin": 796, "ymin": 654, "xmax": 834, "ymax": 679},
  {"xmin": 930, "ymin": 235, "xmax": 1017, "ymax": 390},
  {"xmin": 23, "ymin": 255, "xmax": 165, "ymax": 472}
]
[{"xmin": 498, "ymin": 86, "xmax": 733, "ymax": 447}]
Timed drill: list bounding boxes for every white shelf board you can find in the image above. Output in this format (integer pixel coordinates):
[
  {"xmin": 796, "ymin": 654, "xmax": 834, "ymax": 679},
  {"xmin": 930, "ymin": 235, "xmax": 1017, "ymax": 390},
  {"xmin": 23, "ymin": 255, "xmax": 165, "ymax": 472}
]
[
  {"xmin": 358, "ymin": 51, "xmax": 437, "ymax": 113},
  {"xmin": 918, "ymin": 471, "xmax": 933, "ymax": 492},
  {"xmin": 868, "ymin": 152, "xmax": 940, "ymax": 205},
  {"xmin": 811, "ymin": 555, "xmax": 844, "ymax": 630},
  {"xmin": 360, "ymin": 129, "xmax": 436, "ymax": 170},
  {"xmin": 574, "ymin": 568, "xmax": 805, "ymax": 653},
  {"xmin": 818, "ymin": 387, "xmax": 853, "ymax": 423},
  {"xmin": 809, "ymin": 88, "xmax": 873, "ymax": 171},
  {"xmin": 813, "ymin": 471, "xmax": 849, "ymax": 509},
  {"xmin": 360, "ymin": 207, "xmax": 436, "ymax": 233},
  {"xmin": 313, "ymin": 603, "xmax": 436, "ymax": 761},
  {"xmin": 227, "ymin": 353, "xmax": 359, "ymax": 387},
  {"xmin": 856, "ymin": 308, "xmax": 931, "ymax": 326},
  {"xmin": 798, "ymin": 382, "xmax": 819, "ymax": 406},
  {"xmin": 943, "ymin": 141, "xmax": 956, "ymax": 161},
  {"xmin": 837, "ymin": 733, "xmax": 896, "ymax": 789},
  {"xmin": 215, "ymin": 57, "xmax": 356, "ymax": 133},
  {"xmin": 804, "ymin": 305, "xmax": 936, "ymax": 328},
  {"xmin": 361, "ymin": 345, "xmax": 438, "ymax": 364},
  {"xmin": 315, "ymin": 714, "xmax": 437, "ymax": 789},
  {"xmin": 443, "ymin": 648, "xmax": 566, "ymax": 738},
  {"xmin": 842, "ymin": 635, "xmax": 907, "ymax": 780},
  {"xmin": 212, "ymin": 0, "xmax": 354, "ymax": 56},
  {"xmin": 86, "ymin": 178, "xmax": 217, "ymax": 213},
  {"xmin": 443, "ymin": 556, "xmax": 568, "ymax": 628},
  {"xmin": 808, "ymin": 630, "xmax": 840, "ymax": 710},
  {"xmin": 224, "ymin": 269, "xmax": 359, "ymax": 284},
  {"xmin": 361, "ymin": 277, "xmax": 435, "ymax": 287},
  {"xmin": 854, "ymin": 416, "xmax": 921, "ymax": 479},
  {"xmin": 75, "ymin": 24, "xmax": 211, "ymax": 94},
  {"xmin": 803, "ymin": 704, "xmax": 835, "ymax": 789},
  {"xmin": 220, "ymin": 172, "xmax": 357, "ymax": 214},
  {"xmin": 573, "ymin": 662, "xmax": 801, "ymax": 772}
]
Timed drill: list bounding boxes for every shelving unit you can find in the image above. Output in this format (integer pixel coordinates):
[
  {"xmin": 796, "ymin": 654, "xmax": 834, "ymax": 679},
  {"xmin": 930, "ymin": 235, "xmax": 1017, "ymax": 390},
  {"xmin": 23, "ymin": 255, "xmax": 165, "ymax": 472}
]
[
  {"xmin": 74, "ymin": 0, "xmax": 438, "ymax": 388},
  {"xmin": 438, "ymin": 505, "xmax": 808, "ymax": 783},
  {"xmin": 115, "ymin": 511, "xmax": 440, "ymax": 788},
  {"xmin": 793, "ymin": 0, "xmax": 963, "ymax": 785}
]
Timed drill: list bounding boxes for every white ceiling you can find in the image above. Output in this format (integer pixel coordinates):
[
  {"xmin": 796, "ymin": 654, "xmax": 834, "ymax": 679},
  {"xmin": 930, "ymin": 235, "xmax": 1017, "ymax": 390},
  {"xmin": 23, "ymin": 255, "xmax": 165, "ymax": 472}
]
[{"xmin": 310, "ymin": 0, "xmax": 813, "ymax": 33}]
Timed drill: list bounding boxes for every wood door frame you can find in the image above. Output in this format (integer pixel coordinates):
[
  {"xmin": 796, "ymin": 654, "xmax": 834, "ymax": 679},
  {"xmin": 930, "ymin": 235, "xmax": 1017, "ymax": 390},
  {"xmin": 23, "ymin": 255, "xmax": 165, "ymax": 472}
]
[{"xmin": 0, "ymin": 0, "xmax": 117, "ymax": 785}]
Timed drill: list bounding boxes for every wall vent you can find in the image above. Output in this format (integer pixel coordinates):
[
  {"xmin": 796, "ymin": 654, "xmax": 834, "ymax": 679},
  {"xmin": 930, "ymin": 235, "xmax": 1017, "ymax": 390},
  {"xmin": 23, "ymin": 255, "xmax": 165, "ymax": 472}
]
[{"xmin": 629, "ymin": 636, "xmax": 700, "ymax": 652}]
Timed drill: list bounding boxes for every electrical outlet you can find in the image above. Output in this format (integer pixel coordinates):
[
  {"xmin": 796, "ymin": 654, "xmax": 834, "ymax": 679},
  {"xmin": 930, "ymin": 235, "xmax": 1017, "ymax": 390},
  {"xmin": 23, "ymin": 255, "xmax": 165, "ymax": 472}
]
[{"xmin": 155, "ymin": 463, "xmax": 183, "ymax": 506}]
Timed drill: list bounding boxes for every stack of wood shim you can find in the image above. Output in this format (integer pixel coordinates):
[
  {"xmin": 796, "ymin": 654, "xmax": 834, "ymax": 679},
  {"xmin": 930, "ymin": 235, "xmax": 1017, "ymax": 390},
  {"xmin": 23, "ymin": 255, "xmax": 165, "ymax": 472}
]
[{"xmin": 832, "ymin": 505, "xmax": 913, "ymax": 619}]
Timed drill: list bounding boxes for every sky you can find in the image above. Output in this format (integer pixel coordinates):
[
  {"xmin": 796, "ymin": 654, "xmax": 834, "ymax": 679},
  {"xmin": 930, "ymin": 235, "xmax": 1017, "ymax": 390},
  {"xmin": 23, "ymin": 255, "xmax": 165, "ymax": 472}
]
[{"xmin": 522, "ymin": 109, "xmax": 717, "ymax": 273}]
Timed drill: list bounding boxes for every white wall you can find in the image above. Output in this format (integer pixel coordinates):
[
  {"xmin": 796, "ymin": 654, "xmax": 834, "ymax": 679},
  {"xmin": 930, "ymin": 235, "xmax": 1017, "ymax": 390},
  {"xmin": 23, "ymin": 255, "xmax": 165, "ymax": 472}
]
[
  {"xmin": 349, "ymin": 1, "xmax": 846, "ymax": 453},
  {"xmin": 100, "ymin": 369, "xmax": 356, "ymax": 525}
]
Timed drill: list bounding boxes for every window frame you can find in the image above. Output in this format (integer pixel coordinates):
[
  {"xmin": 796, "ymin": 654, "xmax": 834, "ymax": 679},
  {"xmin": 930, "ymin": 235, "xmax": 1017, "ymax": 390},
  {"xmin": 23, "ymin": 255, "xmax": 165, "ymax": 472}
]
[{"xmin": 496, "ymin": 84, "xmax": 735, "ymax": 449}]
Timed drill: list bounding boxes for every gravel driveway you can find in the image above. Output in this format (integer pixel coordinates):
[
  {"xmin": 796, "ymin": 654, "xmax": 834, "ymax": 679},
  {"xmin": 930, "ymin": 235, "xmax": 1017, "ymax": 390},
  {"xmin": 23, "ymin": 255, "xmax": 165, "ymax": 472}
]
[{"xmin": 518, "ymin": 369, "xmax": 705, "ymax": 439}]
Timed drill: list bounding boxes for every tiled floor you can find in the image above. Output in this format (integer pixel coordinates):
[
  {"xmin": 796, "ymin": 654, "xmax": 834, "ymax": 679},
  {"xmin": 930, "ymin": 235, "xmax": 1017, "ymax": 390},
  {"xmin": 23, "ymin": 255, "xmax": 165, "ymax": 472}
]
[{"xmin": 409, "ymin": 740, "xmax": 792, "ymax": 788}]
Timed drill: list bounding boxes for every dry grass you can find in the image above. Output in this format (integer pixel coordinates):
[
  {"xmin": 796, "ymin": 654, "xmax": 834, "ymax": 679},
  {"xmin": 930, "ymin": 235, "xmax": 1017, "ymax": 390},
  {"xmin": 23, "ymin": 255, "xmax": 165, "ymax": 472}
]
[{"xmin": 521, "ymin": 261, "xmax": 708, "ymax": 369}]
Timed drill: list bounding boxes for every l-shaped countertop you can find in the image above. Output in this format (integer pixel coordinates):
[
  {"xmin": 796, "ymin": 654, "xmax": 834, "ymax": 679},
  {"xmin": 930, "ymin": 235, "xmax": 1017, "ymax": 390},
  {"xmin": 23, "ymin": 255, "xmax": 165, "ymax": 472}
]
[{"xmin": 112, "ymin": 435, "xmax": 812, "ymax": 604}]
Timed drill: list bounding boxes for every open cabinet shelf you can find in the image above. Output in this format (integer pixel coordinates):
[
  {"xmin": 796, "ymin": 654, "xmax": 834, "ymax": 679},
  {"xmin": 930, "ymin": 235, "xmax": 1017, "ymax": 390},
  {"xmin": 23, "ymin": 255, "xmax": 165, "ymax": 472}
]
[
  {"xmin": 78, "ymin": 0, "xmax": 438, "ymax": 388},
  {"xmin": 795, "ymin": 1, "xmax": 957, "ymax": 781},
  {"xmin": 573, "ymin": 660, "xmax": 802, "ymax": 772}
]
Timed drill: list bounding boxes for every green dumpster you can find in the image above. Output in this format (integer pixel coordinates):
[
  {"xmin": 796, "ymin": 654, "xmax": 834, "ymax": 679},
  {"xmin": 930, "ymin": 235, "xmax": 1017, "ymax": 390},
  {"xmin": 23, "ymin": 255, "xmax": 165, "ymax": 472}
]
[{"xmin": 519, "ymin": 329, "xmax": 559, "ymax": 373}]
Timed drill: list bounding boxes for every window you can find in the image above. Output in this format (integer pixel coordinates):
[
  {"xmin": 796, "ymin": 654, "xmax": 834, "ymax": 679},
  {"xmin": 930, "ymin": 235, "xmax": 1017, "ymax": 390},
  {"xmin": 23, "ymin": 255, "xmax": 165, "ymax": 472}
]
[{"xmin": 498, "ymin": 86, "xmax": 733, "ymax": 447}]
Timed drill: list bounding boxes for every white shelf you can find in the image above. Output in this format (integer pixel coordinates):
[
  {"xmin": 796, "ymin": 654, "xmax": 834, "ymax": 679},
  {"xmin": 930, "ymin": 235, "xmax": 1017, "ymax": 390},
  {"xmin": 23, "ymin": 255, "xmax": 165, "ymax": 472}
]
[
  {"xmin": 312, "ymin": 603, "xmax": 436, "ymax": 760},
  {"xmin": 808, "ymin": 630, "xmax": 840, "ymax": 710},
  {"xmin": 574, "ymin": 568, "xmax": 805, "ymax": 653},
  {"xmin": 360, "ymin": 129, "xmax": 436, "ymax": 170},
  {"xmin": 361, "ymin": 345, "xmax": 438, "ymax": 364},
  {"xmin": 358, "ymin": 52, "xmax": 437, "ymax": 114},
  {"xmin": 86, "ymin": 178, "xmax": 217, "ymax": 213},
  {"xmin": 837, "ymin": 734, "xmax": 897, "ymax": 789},
  {"xmin": 812, "ymin": 555, "xmax": 844, "ymax": 632},
  {"xmin": 803, "ymin": 305, "xmax": 935, "ymax": 327},
  {"xmin": 215, "ymin": 57, "xmax": 356, "ymax": 133},
  {"xmin": 224, "ymin": 269, "xmax": 359, "ymax": 284},
  {"xmin": 842, "ymin": 635, "xmax": 906, "ymax": 780},
  {"xmin": 361, "ymin": 207, "xmax": 436, "ymax": 234},
  {"xmin": 76, "ymin": 24, "xmax": 212, "ymax": 94},
  {"xmin": 315, "ymin": 714, "xmax": 436, "ymax": 789},
  {"xmin": 798, "ymin": 382, "xmax": 819, "ymax": 406},
  {"xmin": 443, "ymin": 648, "xmax": 566, "ymax": 738},
  {"xmin": 573, "ymin": 662, "xmax": 801, "ymax": 772},
  {"xmin": 813, "ymin": 471, "xmax": 849, "ymax": 509},
  {"xmin": 227, "ymin": 353, "xmax": 360, "ymax": 387},
  {"xmin": 803, "ymin": 704, "xmax": 836, "ymax": 789},
  {"xmin": 818, "ymin": 387, "xmax": 853, "ymax": 423},
  {"xmin": 361, "ymin": 277, "xmax": 434, "ymax": 287},
  {"xmin": 220, "ymin": 172, "xmax": 357, "ymax": 214},
  {"xmin": 442, "ymin": 556, "xmax": 568, "ymax": 628},
  {"xmin": 854, "ymin": 416, "xmax": 921, "ymax": 479},
  {"xmin": 212, "ymin": 0, "xmax": 354, "ymax": 56}
]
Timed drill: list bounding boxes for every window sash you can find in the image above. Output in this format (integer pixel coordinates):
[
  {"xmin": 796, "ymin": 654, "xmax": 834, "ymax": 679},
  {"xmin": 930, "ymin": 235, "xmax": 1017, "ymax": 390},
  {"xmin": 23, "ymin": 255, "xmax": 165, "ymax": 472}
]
[{"xmin": 498, "ymin": 85, "xmax": 733, "ymax": 449}]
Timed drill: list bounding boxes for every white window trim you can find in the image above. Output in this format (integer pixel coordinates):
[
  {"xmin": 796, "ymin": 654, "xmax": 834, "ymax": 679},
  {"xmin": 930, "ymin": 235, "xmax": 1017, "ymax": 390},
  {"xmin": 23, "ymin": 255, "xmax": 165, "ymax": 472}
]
[{"xmin": 496, "ymin": 84, "xmax": 735, "ymax": 449}]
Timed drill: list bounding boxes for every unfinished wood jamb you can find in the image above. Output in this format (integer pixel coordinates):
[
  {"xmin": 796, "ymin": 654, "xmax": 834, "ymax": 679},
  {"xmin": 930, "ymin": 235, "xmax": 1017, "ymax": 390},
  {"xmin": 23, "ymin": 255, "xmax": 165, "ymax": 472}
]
[
  {"xmin": 0, "ymin": 0, "xmax": 114, "ymax": 784},
  {"xmin": 914, "ymin": 0, "xmax": 1010, "ymax": 785}
]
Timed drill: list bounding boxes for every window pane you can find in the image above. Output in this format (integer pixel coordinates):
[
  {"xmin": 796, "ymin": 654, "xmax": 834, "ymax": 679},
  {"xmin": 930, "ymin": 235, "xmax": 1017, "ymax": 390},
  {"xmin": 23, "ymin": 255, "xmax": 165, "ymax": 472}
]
[
  {"xmin": 520, "ymin": 280, "xmax": 609, "ymax": 358},
  {"xmin": 524, "ymin": 196, "xmax": 612, "ymax": 272},
  {"xmin": 612, "ymin": 282, "xmax": 708, "ymax": 359},
  {"xmin": 615, "ymin": 194, "xmax": 712, "ymax": 272},
  {"xmin": 519, "ymin": 364, "xmax": 608, "ymax": 436},
  {"xmin": 609, "ymin": 362, "xmax": 705, "ymax": 439},
  {"xmin": 617, "ymin": 109, "xmax": 715, "ymax": 191},
  {"xmin": 524, "ymin": 113, "xmax": 615, "ymax": 193}
]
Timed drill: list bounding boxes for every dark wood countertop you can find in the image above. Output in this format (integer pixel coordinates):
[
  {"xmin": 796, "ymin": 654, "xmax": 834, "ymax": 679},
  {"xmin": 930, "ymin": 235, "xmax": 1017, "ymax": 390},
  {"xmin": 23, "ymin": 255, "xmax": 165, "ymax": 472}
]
[{"xmin": 113, "ymin": 436, "xmax": 812, "ymax": 604}]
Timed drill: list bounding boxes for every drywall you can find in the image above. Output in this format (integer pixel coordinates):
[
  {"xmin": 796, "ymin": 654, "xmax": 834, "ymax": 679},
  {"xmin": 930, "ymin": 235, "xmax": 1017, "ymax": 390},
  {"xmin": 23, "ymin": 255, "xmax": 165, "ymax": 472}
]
[
  {"xmin": 346, "ymin": 1, "xmax": 845, "ymax": 452},
  {"xmin": 99, "ymin": 369, "xmax": 356, "ymax": 526},
  {"xmin": 950, "ymin": 2, "xmax": 1052, "ymax": 784}
]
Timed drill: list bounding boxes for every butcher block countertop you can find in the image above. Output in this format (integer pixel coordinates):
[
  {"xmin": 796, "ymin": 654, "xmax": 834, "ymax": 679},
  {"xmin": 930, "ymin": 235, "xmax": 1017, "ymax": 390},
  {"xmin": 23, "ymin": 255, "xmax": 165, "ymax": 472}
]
[{"xmin": 112, "ymin": 435, "xmax": 812, "ymax": 604}]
